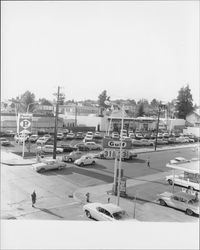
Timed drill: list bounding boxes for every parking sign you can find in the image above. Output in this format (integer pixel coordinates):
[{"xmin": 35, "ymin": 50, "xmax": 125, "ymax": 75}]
[{"xmin": 17, "ymin": 113, "xmax": 33, "ymax": 134}]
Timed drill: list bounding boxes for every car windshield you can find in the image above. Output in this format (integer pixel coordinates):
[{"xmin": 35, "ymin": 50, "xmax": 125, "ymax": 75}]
[{"xmin": 112, "ymin": 210, "xmax": 129, "ymax": 220}]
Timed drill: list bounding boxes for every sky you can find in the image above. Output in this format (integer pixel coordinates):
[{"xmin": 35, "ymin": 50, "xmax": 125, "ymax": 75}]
[{"xmin": 1, "ymin": 1, "xmax": 199, "ymax": 104}]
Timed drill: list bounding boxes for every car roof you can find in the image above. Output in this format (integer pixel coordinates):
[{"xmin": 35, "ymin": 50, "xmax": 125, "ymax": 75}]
[{"xmin": 100, "ymin": 203, "xmax": 123, "ymax": 213}]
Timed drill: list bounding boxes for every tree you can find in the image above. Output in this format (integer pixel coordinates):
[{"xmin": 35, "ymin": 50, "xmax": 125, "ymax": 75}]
[
  {"xmin": 39, "ymin": 98, "xmax": 52, "ymax": 106},
  {"xmin": 137, "ymin": 103, "xmax": 145, "ymax": 117},
  {"xmin": 20, "ymin": 91, "xmax": 36, "ymax": 112},
  {"xmin": 98, "ymin": 90, "xmax": 110, "ymax": 108},
  {"xmin": 150, "ymin": 99, "xmax": 159, "ymax": 108},
  {"xmin": 175, "ymin": 85, "xmax": 194, "ymax": 119}
]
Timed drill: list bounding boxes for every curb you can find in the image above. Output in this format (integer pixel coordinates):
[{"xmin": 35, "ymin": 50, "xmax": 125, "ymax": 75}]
[{"xmin": 1, "ymin": 162, "xmax": 35, "ymax": 166}]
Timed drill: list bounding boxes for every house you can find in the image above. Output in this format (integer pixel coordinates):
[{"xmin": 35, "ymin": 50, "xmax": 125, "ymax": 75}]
[{"xmin": 186, "ymin": 109, "xmax": 200, "ymax": 127}]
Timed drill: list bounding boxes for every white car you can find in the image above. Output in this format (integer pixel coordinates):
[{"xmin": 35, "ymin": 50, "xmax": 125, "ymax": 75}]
[
  {"xmin": 139, "ymin": 139, "xmax": 154, "ymax": 146},
  {"xmin": 83, "ymin": 202, "xmax": 134, "ymax": 221},
  {"xmin": 83, "ymin": 135, "xmax": 93, "ymax": 142},
  {"xmin": 29, "ymin": 134, "xmax": 39, "ymax": 142},
  {"xmin": 176, "ymin": 137, "xmax": 188, "ymax": 143},
  {"xmin": 169, "ymin": 157, "xmax": 190, "ymax": 164},
  {"xmin": 85, "ymin": 142, "xmax": 103, "ymax": 150},
  {"xmin": 157, "ymin": 191, "xmax": 200, "ymax": 216},
  {"xmin": 93, "ymin": 132, "xmax": 102, "ymax": 139},
  {"xmin": 36, "ymin": 137, "xmax": 50, "ymax": 145},
  {"xmin": 62, "ymin": 151, "xmax": 84, "ymax": 162},
  {"xmin": 74, "ymin": 155, "xmax": 95, "ymax": 167},
  {"xmin": 32, "ymin": 159, "xmax": 66, "ymax": 173},
  {"xmin": 0, "ymin": 137, "xmax": 11, "ymax": 146},
  {"xmin": 66, "ymin": 133, "xmax": 75, "ymax": 139},
  {"xmin": 57, "ymin": 133, "xmax": 64, "ymax": 140},
  {"xmin": 111, "ymin": 132, "xmax": 119, "ymax": 139},
  {"xmin": 37, "ymin": 145, "xmax": 63, "ymax": 154},
  {"xmin": 166, "ymin": 174, "xmax": 200, "ymax": 191}
]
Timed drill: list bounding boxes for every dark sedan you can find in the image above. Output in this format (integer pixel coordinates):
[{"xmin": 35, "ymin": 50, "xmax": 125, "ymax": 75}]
[{"xmin": 60, "ymin": 144, "xmax": 77, "ymax": 152}]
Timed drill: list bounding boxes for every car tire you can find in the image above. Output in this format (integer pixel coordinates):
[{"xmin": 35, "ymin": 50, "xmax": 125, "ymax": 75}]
[
  {"xmin": 159, "ymin": 199, "xmax": 166, "ymax": 206},
  {"xmin": 168, "ymin": 179, "xmax": 173, "ymax": 185},
  {"xmin": 186, "ymin": 209, "xmax": 193, "ymax": 216},
  {"xmin": 68, "ymin": 158, "xmax": 73, "ymax": 162},
  {"xmin": 80, "ymin": 162, "xmax": 84, "ymax": 167},
  {"xmin": 85, "ymin": 210, "xmax": 91, "ymax": 218},
  {"xmin": 92, "ymin": 161, "xmax": 95, "ymax": 165},
  {"xmin": 39, "ymin": 168, "xmax": 45, "ymax": 173}
]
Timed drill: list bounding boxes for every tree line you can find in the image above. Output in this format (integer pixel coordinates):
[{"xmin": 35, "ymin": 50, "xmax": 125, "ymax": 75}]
[{"xmin": 5, "ymin": 85, "xmax": 195, "ymax": 119}]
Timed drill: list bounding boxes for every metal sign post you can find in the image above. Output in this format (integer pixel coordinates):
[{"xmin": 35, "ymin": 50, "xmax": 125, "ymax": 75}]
[{"xmin": 17, "ymin": 113, "xmax": 33, "ymax": 158}]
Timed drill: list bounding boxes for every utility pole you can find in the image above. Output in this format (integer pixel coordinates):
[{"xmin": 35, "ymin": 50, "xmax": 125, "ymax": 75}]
[
  {"xmin": 154, "ymin": 102, "xmax": 166, "ymax": 151},
  {"xmin": 53, "ymin": 86, "xmax": 60, "ymax": 159},
  {"xmin": 75, "ymin": 102, "xmax": 78, "ymax": 127}
]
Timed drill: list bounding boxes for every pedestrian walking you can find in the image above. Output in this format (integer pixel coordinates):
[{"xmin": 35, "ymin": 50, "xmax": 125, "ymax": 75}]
[
  {"xmin": 86, "ymin": 192, "xmax": 90, "ymax": 203},
  {"xmin": 147, "ymin": 159, "xmax": 150, "ymax": 168},
  {"xmin": 31, "ymin": 190, "xmax": 36, "ymax": 207}
]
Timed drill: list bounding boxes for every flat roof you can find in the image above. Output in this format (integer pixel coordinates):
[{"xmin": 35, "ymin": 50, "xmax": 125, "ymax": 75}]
[{"xmin": 166, "ymin": 160, "xmax": 200, "ymax": 174}]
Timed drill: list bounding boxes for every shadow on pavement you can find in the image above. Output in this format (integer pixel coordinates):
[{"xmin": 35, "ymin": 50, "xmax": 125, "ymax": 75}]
[
  {"xmin": 41, "ymin": 166, "xmax": 114, "ymax": 183},
  {"xmin": 36, "ymin": 207, "xmax": 64, "ymax": 219}
]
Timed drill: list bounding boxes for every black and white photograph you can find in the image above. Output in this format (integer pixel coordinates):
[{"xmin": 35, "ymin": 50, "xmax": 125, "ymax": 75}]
[{"xmin": 1, "ymin": 1, "xmax": 199, "ymax": 249}]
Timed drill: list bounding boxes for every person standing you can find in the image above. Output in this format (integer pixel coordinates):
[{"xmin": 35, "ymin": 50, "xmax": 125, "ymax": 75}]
[{"xmin": 31, "ymin": 190, "xmax": 36, "ymax": 207}]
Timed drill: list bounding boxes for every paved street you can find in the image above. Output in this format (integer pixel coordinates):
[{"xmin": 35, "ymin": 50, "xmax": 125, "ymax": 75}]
[{"xmin": 1, "ymin": 146, "xmax": 199, "ymax": 221}]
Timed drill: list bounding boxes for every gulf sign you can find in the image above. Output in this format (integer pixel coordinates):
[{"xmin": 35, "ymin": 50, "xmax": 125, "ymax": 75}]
[{"xmin": 103, "ymin": 138, "xmax": 132, "ymax": 149}]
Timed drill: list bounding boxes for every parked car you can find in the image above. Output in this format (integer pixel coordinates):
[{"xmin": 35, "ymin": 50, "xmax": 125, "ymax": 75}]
[
  {"xmin": 85, "ymin": 142, "xmax": 103, "ymax": 150},
  {"xmin": 104, "ymin": 135, "xmax": 112, "ymax": 139},
  {"xmin": 74, "ymin": 143, "xmax": 90, "ymax": 151},
  {"xmin": 75, "ymin": 132, "xmax": 84, "ymax": 140},
  {"xmin": 176, "ymin": 137, "xmax": 188, "ymax": 143},
  {"xmin": 37, "ymin": 145, "xmax": 63, "ymax": 154},
  {"xmin": 32, "ymin": 159, "xmax": 66, "ymax": 173},
  {"xmin": 66, "ymin": 133, "xmax": 75, "ymax": 140},
  {"xmin": 74, "ymin": 155, "xmax": 95, "ymax": 167},
  {"xmin": 43, "ymin": 134, "xmax": 52, "ymax": 140},
  {"xmin": 155, "ymin": 139, "xmax": 168, "ymax": 145},
  {"xmin": 83, "ymin": 202, "xmax": 134, "ymax": 221},
  {"xmin": 128, "ymin": 133, "xmax": 135, "ymax": 139},
  {"xmin": 93, "ymin": 132, "xmax": 103, "ymax": 139},
  {"xmin": 135, "ymin": 133, "xmax": 143, "ymax": 140},
  {"xmin": 29, "ymin": 134, "xmax": 39, "ymax": 143},
  {"xmin": 169, "ymin": 157, "xmax": 190, "ymax": 164},
  {"xmin": 139, "ymin": 139, "xmax": 154, "ymax": 146},
  {"xmin": 36, "ymin": 137, "xmax": 50, "ymax": 145},
  {"xmin": 111, "ymin": 132, "xmax": 119, "ymax": 139},
  {"xmin": 184, "ymin": 137, "xmax": 195, "ymax": 143},
  {"xmin": 0, "ymin": 137, "xmax": 11, "ymax": 146},
  {"xmin": 143, "ymin": 133, "xmax": 151, "ymax": 139},
  {"xmin": 168, "ymin": 137, "xmax": 177, "ymax": 144},
  {"xmin": 14, "ymin": 134, "xmax": 29, "ymax": 143},
  {"xmin": 132, "ymin": 139, "xmax": 143, "ymax": 146},
  {"xmin": 60, "ymin": 144, "xmax": 77, "ymax": 152},
  {"xmin": 83, "ymin": 135, "xmax": 93, "ymax": 142},
  {"xmin": 4, "ymin": 130, "xmax": 15, "ymax": 137},
  {"xmin": 57, "ymin": 133, "xmax": 64, "ymax": 140},
  {"xmin": 157, "ymin": 133, "xmax": 163, "ymax": 138},
  {"xmin": 62, "ymin": 151, "xmax": 84, "ymax": 162},
  {"xmin": 163, "ymin": 132, "xmax": 170, "ymax": 138},
  {"xmin": 86, "ymin": 131, "xmax": 94, "ymax": 136},
  {"xmin": 157, "ymin": 191, "xmax": 199, "ymax": 216}
]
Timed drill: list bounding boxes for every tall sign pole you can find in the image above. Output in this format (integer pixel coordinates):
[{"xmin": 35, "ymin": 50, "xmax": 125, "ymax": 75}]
[
  {"xmin": 53, "ymin": 86, "xmax": 60, "ymax": 159},
  {"xmin": 17, "ymin": 113, "xmax": 33, "ymax": 158},
  {"xmin": 117, "ymin": 105, "xmax": 124, "ymax": 206}
]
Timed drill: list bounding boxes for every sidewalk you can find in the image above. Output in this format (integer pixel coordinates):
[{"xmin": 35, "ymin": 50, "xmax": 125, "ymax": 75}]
[{"xmin": 1, "ymin": 151, "xmax": 36, "ymax": 166}]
